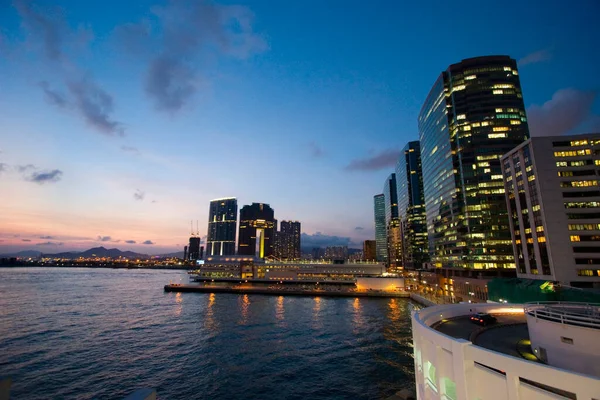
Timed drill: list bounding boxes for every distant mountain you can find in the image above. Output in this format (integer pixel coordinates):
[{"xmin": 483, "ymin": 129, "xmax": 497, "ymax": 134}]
[
  {"xmin": 42, "ymin": 247, "xmax": 149, "ymax": 259},
  {"xmin": 0, "ymin": 250, "xmax": 42, "ymax": 258}
]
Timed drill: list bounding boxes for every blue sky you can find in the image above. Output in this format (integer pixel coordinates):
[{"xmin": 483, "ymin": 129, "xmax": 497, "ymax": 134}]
[{"xmin": 1, "ymin": 0, "xmax": 599, "ymax": 253}]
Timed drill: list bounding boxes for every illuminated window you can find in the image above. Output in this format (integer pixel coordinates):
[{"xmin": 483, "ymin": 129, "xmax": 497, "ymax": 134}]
[
  {"xmin": 457, "ymin": 114, "xmax": 466, "ymax": 120},
  {"xmin": 560, "ymin": 180, "xmax": 598, "ymax": 188},
  {"xmin": 493, "ymin": 90, "xmax": 504, "ymax": 95},
  {"xmin": 510, "ymin": 120, "xmax": 521, "ymax": 125},
  {"xmin": 556, "ymin": 161, "xmax": 567, "ymax": 167},
  {"xmin": 488, "ymin": 133, "xmax": 507, "ymax": 139},
  {"xmin": 568, "ymin": 224, "xmax": 600, "ymax": 231},
  {"xmin": 493, "ymin": 126, "xmax": 509, "ymax": 132},
  {"xmin": 571, "ymin": 235, "xmax": 581, "ymax": 242},
  {"xmin": 495, "ymin": 108, "xmax": 503, "ymax": 113}
]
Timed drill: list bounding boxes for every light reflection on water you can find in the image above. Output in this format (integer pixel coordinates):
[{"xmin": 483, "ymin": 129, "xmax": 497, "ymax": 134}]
[{"xmin": 0, "ymin": 267, "xmax": 416, "ymax": 400}]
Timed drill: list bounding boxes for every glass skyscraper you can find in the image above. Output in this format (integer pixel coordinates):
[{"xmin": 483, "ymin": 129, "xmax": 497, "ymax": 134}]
[
  {"xmin": 373, "ymin": 194, "xmax": 387, "ymax": 262},
  {"xmin": 383, "ymin": 174, "xmax": 402, "ymax": 270},
  {"xmin": 396, "ymin": 141, "xmax": 429, "ymax": 269},
  {"xmin": 383, "ymin": 174, "xmax": 399, "ymax": 225},
  {"xmin": 206, "ymin": 197, "xmax": 237, "ymax": 256},
  {"xmin": 418, "ymin": 55, "xmax": 530, "ymax": 269}
]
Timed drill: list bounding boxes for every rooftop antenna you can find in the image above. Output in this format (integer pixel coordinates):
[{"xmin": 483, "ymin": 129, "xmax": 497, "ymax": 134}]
[
  {"xmin": 190, "ymin": 220, "xmax": 193, "ymax": 236},
  {"xmin": 196, "ymin": 220, "xmax": 199, "ymax": 236}
]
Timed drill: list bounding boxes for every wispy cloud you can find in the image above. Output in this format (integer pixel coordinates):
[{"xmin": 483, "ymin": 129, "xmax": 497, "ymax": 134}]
[
  {"xmin": 344, "ymin": 149, "xmax": 401, "ymax": 171},
  {"xmin": 142, "ymin": 240, "xmax": 154, "ymax": 245},
  {"xmin": 22, "ymin": 239, "xmax": 32, "ymax": 242},
  {"xmin": 97, "ymin": 235, "xmax": 111, "ymax": 242},
  {"xmin": 17, "ymin": 164, "xmax": 36, "ymax": 173},
  {"xmin": 39, "ymin": 81, "xmax": 68, "ymax": 108},
  {"xmin": 14, "ymin": 1, "xmax": 124, "ymax": 136},
  {"xmin": 0, "ymin": 163, "xmax": 8, "ymax": 174},
  {"xmin": 528, "ymin": 88, "xmax": 598, "ymax": 136},
  {"xmin": 134, "ymin": 189, "xmax": 145, "ymax": 201},
  {"xmin": 40, "ymin": 235, "xmax": 55, "ymax": 239},
  {"xmin": 117, "ymin": 0, "xmax": 267, "ymax": 112},
  {"xmin": 354, "ymin": 226, "xmax": 364, "ymax": 231},
  {"xmin": 66, "ymin": 79, "xmax": 125, "ymax": 136},
  {"xmin": 125, "ymin": 240, "xmax": 136, "ymax": 244},
  {"xmin": 36, "ymin": 241, "xmax": 64, "ymax": 246},
  {"xmin": 13, "ymin": 0, "xmax": 66, "ymax": 62},
  {"xmin": 22, "ymin": 167, "xmax": 63, "ymax": 184},
  {"xmin": 308, "ymin": 142, "xmax": 324, "ymax": 158},
  {"xmin": 519, "ymin": 49, "xmax": 552, "ymax": 66},
  {"xmin": 121, "ymin": 146, "xmax": 140, "ymax": 154}
]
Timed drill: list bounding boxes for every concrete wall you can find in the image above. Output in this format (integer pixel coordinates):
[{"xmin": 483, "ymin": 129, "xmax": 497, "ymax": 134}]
[
  {"xmin": 412, "ymin": 303, "xmax": 600, "ymax": 400},
  {"xmin": 356, "ymin": 277, "xmax": 404, "ymax": 291},
  {"xmin": 527, "ymin": 313, "xmax": 600, "ymax": 377}
]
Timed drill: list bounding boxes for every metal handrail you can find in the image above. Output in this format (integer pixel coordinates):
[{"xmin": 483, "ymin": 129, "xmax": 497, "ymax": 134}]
[{"xmin": 524, "ymin": 302, "xmax": 600, "ymax": 329}]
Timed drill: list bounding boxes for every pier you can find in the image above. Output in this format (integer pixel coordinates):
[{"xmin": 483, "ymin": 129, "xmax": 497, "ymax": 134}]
[{"xmin": 164, "ymin": 283, "xmax": 410, "ymax": 298}]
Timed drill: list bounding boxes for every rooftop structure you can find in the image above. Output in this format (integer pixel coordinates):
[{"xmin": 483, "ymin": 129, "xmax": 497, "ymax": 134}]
[{"xmin": 412, "ymin": 302, "xmax": 600, "ymax": 400}]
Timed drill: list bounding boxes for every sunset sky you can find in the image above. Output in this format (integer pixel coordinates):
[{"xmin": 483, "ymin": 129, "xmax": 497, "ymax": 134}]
[{"xmin": 1, "ymin": 0, "xmax": 599, "ymax": 254}]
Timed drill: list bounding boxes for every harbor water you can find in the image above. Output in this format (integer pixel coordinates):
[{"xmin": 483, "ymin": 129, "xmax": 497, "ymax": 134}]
[{"xmin": 0, "ymin": 267, "xmax": 415, "ymax": 399}]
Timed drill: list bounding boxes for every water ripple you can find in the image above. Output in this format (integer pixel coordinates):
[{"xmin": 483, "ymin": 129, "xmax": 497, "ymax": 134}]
[{"xmin": 0, "ymin": 267, "xmax": 415, "ymax": 399}]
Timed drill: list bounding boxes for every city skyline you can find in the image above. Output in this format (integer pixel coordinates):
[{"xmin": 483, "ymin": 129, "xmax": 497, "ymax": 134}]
[{"xmin": 1, "ymin": 0, "xmax": 600, "ymax": 254}]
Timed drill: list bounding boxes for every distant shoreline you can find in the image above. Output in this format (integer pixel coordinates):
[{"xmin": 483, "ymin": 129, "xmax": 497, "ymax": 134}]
[{"xmin": 0, "ymin": 264, "xmax": 193, "ymax": 271}]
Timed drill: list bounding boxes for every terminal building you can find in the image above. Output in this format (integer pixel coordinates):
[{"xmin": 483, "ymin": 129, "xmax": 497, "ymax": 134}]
[
  {"xmin": 412, "ymin": 301, "xmax": 600, "ymax": 400},
  {"xmin": 502, "ymin": 134, "xmax": 600, "ymax": 288},
  {"xmin": 190, "ymin": 256, "xmax": 404, "ymax": 289}
]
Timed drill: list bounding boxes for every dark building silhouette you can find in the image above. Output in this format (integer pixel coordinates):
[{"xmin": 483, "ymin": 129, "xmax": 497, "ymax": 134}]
[
  {"xmin": 207, "ymin": 198, "xmax": 237, "ymax": 256},
  {"xmin": 374, "ymin": 194, "xmax": 387, "ymax": 262},
  {"xmin": 419, "ymin": 55, "xmax": 529, "ymax": 269},
  {"xmin": 188, "ymin": 236, "xmax": 201, "ymax": 260},
  {"xmin": 396, "ymin": 141, "xmax": 429, "ymax": 269},
  {"xmin": 275, "ymin": 221, "xmax": 301, "ymax": 260},
  {"xmin": 363, "ymin": 240, "xmax": 376, "ymax": 261},
  {"xmin": 238, "ymin": 203, "xmax": 275, "ymax": 258}
]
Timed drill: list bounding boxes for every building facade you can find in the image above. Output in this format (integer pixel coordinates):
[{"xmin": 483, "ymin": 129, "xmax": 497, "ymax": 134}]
[
  {"xmin": 502, "ymin": 134, "xmax": 600, "ymax": 288},
  {"xmin": 206, "ymin": 197, "xmax": 237, "ymax": 256},
  {"xmin": 418, "ymin": 55, "xmax": 529, "ymax": 269},
  {"xmin": 383, "ymin": 173, "xmax": 399, "ymax": 225},
  {"xmin": 374, "ymin": 194, "xmax": 387, "ymax": 261},
  {"xmin": 280, "ymin": 220, "xmax": 301, "ymax": 260},
  {"xmin": 396, "ymin": 141, "xmax": 429, "ymax": 269},
  {"xmin": 188, "ymin": 236, "xmax": 201, "ymax": 260},
  {"xmin": 363, "ymin": 240, "xmax": 376, "ymax": 261},
  {"xmin": 238, "ymin": 203, "xmax": 276, "ymax": 258}
]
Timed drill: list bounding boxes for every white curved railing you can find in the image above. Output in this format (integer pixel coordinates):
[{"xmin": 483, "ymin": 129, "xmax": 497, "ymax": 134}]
[
  {"xmin": 412, "ymin": 303, "xmax": 600, "ymax": 400},
  {"xmin": 524, "ymin": 302, "xmax": 600, "ymax": 329}
]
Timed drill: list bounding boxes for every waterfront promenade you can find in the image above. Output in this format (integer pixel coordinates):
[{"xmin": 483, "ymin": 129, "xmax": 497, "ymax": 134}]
[{"xmin": 164, "ymin": 283, "xmax": 410, "ymax": 298}]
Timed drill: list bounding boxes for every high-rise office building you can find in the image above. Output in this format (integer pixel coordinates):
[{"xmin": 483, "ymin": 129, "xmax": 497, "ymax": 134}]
[
  {"xmin": 207, "ymin": 197, "xmax": 237, "ymax": 256},
  {"xmin": 383, "ymin": 174, "xmax": 402, "ymax": 270},
  {"xmin": 363, "ymin": 240, "xmax": 376, "ymax": 261},
  {"xmin": 188, "ymin": 236, "xmax": 201, "ymax": 260},
  {"xmin": 396, "ymin": 141, "xmax": 429, "ymax": 269},
  {"xmin": 383, "ymin": 174, "xmax": 399, "ymax": 226},
  {"xmin": 374, "ymin": 194, "xmax": 387, "ymax": 262},
  {"xmin": 238, "ymin": 203, "xmax": 275, "ymax": 258},
  {"xmin": 502, "ymin": 134, "xmax": 600, "ymax": 288},
  {"xmin": 419, "ymin": 55, "xmax": 529, "ymax": 269}
]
